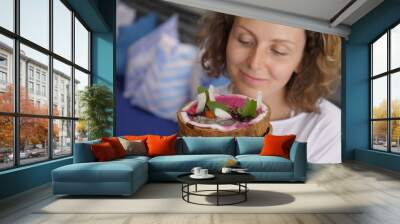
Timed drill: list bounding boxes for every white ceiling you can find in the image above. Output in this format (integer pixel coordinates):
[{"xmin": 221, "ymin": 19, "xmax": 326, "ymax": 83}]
[
  {"xmin": 163, "ymin": 0, "xmax": 384, "ymax": 38},
  {"xmin": 226, "ymin": 0, "xmax": 352, "ymax": 22}
]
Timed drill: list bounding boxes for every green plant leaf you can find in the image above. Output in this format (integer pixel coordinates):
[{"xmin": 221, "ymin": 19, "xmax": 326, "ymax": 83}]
[
  {"xmin": 238, "ymin": 99, "xmax": 257, "ymax": 118},
  {"xmin": 79, "ymin": 84, "xmax": 114, "ymax": 140}
]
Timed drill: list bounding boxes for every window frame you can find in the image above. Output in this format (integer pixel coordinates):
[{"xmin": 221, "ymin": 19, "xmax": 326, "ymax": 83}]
[
  {"xmin": 370, "ymin": 20, "xmax": 400, "ymax": 154},
  {"xmin": 0, "ymin": 0, "xmax": 92, "ymax": 171}
]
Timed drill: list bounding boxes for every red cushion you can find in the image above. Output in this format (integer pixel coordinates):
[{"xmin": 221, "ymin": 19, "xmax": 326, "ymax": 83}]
[
  {"xmin": 146, "ymin": 134, "xmax": 177, "ymax": 157},
  {"xmin": 91, "ymin": 142, "xmax": 118, "ymax": 161},
  {"xmin": 101, "ymin": 137, "xmax": 126, "ymax": 158},
  {"xmin": 123, "ymin": 135, "xmax": 149, "ymax": 142},
  {"xmin": 259, "ymin": 134, "xmax": 296, "ymax": 159}
]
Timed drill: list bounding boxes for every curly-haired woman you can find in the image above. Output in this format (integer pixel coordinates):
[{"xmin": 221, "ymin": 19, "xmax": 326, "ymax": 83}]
[{"xmin": 197, "ymin": 13, "xmax": 341, "ymax": 163}]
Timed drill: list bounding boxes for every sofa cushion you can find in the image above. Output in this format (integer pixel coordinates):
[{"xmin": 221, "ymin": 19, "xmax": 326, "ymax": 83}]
[
  {"xmin": 148, "ymin": 154, "xmax": 235, "ymax": 172},
  {"xmin": 236, "ymin": 137, "xmax": 263, "ymax": 155},
  {"xmin": 179, "ymin": 137, "xmax": 235, "ymax": 155},
  {"xmin": 260, "ymin": 134, "xmax": 296, "ymax": 159},
  {"xmin": 117, "ymin": 12, "xmax": 158, "ymax": 75},
  {"xmin": 236, "ymin": 155, "xmax": 293, "ymax": 172},
  {"xmin": 90, "ymin": 142, "xmax": 118, "ymax": 162},
  {"xmin": 129, "ymin": 33, "xmax": 199, "ymax": 121},
  {"xmin": 147, "ymin": 134, "xmax": 177, "ymax": 157},
  {"xmin": 101, "ymin": 137, "xmax": 127, "ymax": 158},
  {"xmin": 123, "ymin": 135, "xmax": 149, "ymax": 142},
  {"xmin": 124, "ymin": 15, "xmax": 178, "ymax": 99},
  {"xmin": 118, "ymin": 137, "xmax": 147, "ymax": 156}
]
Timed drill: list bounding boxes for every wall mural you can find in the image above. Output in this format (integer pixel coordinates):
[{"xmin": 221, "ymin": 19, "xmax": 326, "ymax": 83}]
[{"xmin": 116, "ymin": 0, "xmax": 342, "ymax": 163}]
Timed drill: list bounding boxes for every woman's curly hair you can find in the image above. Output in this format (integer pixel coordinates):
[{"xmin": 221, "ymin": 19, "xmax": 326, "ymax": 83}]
[{"xmin": 197, "ymin": 13, "xmax": 341, "ymax": 113}]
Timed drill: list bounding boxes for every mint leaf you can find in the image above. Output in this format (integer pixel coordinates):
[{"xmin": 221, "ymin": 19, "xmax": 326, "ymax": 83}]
[
  {"xmin": 207, "ymin": 101, "xmax": 230, "ymax": 113},
  {"xmin": 238, "ymin": 99, "xmax": 257, "ymax": 118}
]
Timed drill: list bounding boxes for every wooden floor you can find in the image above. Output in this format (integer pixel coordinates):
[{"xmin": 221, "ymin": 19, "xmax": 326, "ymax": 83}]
[{"xmin": 1, "ymin": 162, "xmax": 400, "ymax": 224}]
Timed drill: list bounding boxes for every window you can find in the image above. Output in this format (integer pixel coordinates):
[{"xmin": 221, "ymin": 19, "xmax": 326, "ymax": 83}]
[
  {"xmin": 0, "ymin": 55, "xmax": 7, "ymax": 67},
  {"xmin": 75, "ymin": 17, "xmax": 90, "ymax": 70},
  {"xmin": 53, "ymin": 0, "xmax": 72, "ymax": 60},
  {"xmin": 20, "ymin": 0, "xmax": 49, "ymax": 49},
  {"xmin": 53, "ymin": 59, "xmax": 72, "ymax": 117},
  {"xmin": 0, "ymin": 54, "xmax": 7, "ymax": 86},
  {"xmin": 28, "ymin": 81, "xmax": 34, "ymax": 94},
  {"xmin": 36, "ymin": 83, "xmax": 40, "ymax": 95},
  {"xmin": 35, "ymin": 70, "xmax": 41, "ymax": 81},
  {"xmin": 0, "ymin": 0, "xmax": 91, "ymax": 170},
  {"xmin": 0, "ymin": 71, "xmax": 6, "ymax": 85},
  {"xmin": 0, "ymin": 35, "xmax": 13, "ymax": 113},
  {"xmin": 0, "ymin": 0, "xmax": 14, "ymax": 32},
  {"xmin": 371, "ymin": 23, "xmax": 400, "ymax": 154},
  {"xmin": 28, "ymin": 67, "xmax": 34, "ymax": 80},
  {"xmin": 42, "ymin": 85, "xmax": 46, "ymax": 97}
]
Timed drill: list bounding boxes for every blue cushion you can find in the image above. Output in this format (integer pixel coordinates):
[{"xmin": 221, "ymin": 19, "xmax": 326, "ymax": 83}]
[
  {"xmin": 236, "ymin": 155, "xmax": 293, "ymax": 172},
  {"xmin": 117, "ymin": 12, "xmax": 158, "ymax": 75},
  {"xmin": 130, "ymin": 35, "xmax": 199, "ymax": 121},
  {"xmin": 148, "ymin": 154, "xmax": 235, "ymax": 172},
  {"xmin": 124, "ymin": 15, "xmax": 178, "ymax": 99},
  {"xmin": 236, "ymin": 137, "xmax": 264, "ymax": 155},
  {"xmin": 179, "ymin": 137, "xmax": 236, "ymax": 155}
]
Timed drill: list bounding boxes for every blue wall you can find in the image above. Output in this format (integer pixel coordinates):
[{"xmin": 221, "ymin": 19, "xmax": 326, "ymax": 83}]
[
  {"xmin": 0, "ymin": 158, "xmax": 72, "ymax": 199},
  {"xmin": 344, "ymin": 0, "xmax": 400, "ymax": 171},
  {"xmin": 92, "ymin": 32, "xmax": 114, "ymax": 135},
  {"xmin": 0, "ymin": 0, "xmax": 115, "ymax": 200}
]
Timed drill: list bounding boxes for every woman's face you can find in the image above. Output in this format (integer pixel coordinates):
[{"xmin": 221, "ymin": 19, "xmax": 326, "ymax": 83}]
[{"xmin": 226, "ymin": 17, "xmax": 306, "ymax": 99}]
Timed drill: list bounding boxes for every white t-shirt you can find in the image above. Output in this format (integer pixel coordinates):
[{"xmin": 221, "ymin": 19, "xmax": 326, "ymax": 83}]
[{"xmin": 215, "ymin": 84, "xmax": 342, "ymax": 164}]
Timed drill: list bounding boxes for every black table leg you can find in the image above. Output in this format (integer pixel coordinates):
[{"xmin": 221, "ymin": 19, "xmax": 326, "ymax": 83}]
[
  {"xmin": 187, "ymin": 184, "xmax": 190, "ymax": 202},
  {"xmin": 245, "ymin": 183, "xmax": 247, "ymax": 201},
  {"xmin": 181, "ymin": 184, "xmax": 183, "ymax": 199},
  {"xmin": 217, "ymin": 184, "xmax": 219, "ymax": 206}
]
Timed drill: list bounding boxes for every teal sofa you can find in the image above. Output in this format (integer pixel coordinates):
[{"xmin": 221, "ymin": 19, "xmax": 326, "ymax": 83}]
[{"xmin": 52, "ymin": 137, "xmax": 307, "ymax": 196}]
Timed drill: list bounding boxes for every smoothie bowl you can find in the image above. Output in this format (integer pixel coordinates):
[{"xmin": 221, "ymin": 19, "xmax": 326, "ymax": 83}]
[{"xmin": 177, "ymin": 86, "xmax": 271, "ymax": 137}]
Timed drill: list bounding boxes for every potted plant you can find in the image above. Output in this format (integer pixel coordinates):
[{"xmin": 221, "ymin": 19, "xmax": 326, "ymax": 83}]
[{"xmin": 79, "ymin": 84, "xmax": 114, "ymax": 140}]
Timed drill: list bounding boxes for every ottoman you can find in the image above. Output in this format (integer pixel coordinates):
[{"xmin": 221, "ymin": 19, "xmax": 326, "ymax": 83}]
[{"xmin": 52, "ymin": 157, "xmax": 148, "ymax": 196}]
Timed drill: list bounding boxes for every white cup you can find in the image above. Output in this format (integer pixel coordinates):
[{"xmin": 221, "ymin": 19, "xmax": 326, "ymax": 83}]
[
  {"xmin": 191, "ymin": 167, "xmax": 202, "ymax": 176},
  {"xmin": 200, "ymin": 169, "xmax": 208, "ymax": 176},
  {"xmin": 221, "ymin": 167, "xmax": 232, "ymax": 174}
]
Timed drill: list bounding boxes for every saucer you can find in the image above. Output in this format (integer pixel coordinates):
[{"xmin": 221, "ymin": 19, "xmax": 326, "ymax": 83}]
[{"xmin": 190, "ymin": 174, "xmax": 215, "ymax": 179}]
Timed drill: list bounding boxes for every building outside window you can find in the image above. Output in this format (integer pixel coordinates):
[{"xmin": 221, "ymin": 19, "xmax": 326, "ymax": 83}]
[{"xmin": 0, "ymin": 54, "xmax": 7, "ymax": 88}]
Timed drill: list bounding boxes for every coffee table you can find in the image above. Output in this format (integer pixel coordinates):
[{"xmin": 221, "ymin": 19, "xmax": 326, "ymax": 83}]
[{"xmin": 177, "ymin": 172, "xmax": 255, "ymax": 206}]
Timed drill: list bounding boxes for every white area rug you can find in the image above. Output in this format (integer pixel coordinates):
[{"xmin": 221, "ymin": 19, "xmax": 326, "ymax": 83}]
[{"xmin": 38, "ymin": 183, "xmax": 362, "ymax": 214}]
